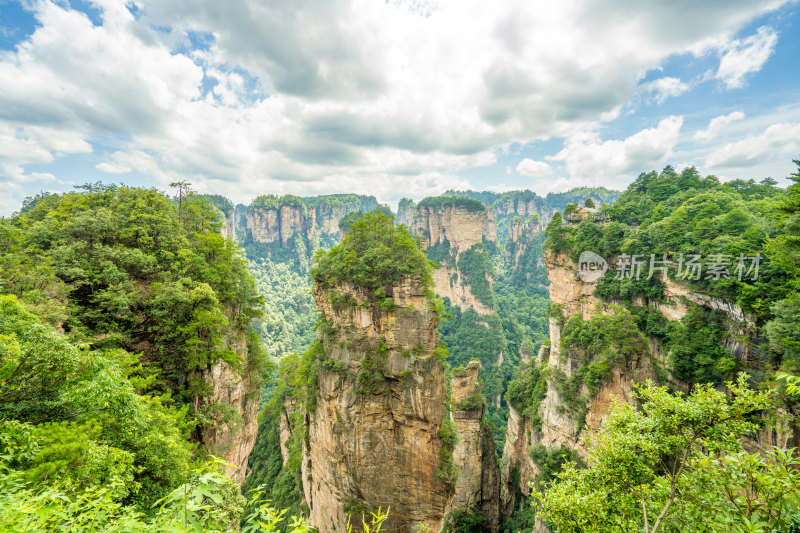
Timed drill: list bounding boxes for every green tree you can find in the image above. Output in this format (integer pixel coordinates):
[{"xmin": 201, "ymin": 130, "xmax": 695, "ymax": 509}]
[
  {"xmin": 171, "ymin": 180, "xmax": 194, "ymax": 223},
  {"xmin": 312, "ymin": 211, "xmax": 436, "ymax": 292},
  {"xmin": 765, "ymin": 159, "xmax": 800, "ymax": 372},
  {"xmin": 545, "ymin": 212, "xmax": 570, "ymax": 253},
  {"xmin": 534, "ymin": 375, "xmax": 775, "ymax": 533}
]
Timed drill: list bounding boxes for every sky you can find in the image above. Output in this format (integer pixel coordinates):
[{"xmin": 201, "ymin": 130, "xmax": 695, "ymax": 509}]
[{"xmin": 1, "ymin": 0, "xmax": 799, "ymax": 214}]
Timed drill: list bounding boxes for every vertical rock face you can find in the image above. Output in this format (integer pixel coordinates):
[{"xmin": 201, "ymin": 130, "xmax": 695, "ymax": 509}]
[
  {"xmin": 500, "ymin": 404, "xmax": 536, "ymax": 511},
  {"xmin": 412, "ymin": 205, "xmax": 496, "ymax": 252},
  {"xmin": 245, "ymin": 205, "xmax": 316, "ymax": 245},
  {"xmin": 237, "ymin": 196, "xmax": 380, "ymax": 247},
  {"xmin": 305, "ymin": 278, "xmax": 451, "ymax": 533},
  {"xmin": 303, "ymin": 278, "xmax": 502, "ymax": 532},
  {"xmin": 500, "ymin": 250, "xmax": 775, "ymax": 520},
  {"xmin": 447, "ymin": 361, "xmax": 501, "ymax": 530},
  {"xmin": 279, "ymin": 397, "xmax": 298, "ymax": 465},
  {"xmin": 431, "ymin": 267, "xmax": 494, "ymax": 315},
  {"xmin": 396, "ymin": 200, "xmax": 415, "ymax": 227},
  {"xmin": 490, "ymin": 194, "xmax": 553, "ymax": 230},
  {"xmin": 199, "ymin": 336, "xmax": 261, "ymax": 484},
  {"xmin": 505, "ymin": 216, "xmax": 543, "ymax": 274},
  {"xmin": 221, "ymin": 210, "xmax": 237, "ymax": 241},
  {"xmin": 410, "ymin": 204, "xmax": 496, "ymax": 314},
  {"xmin": 201, "ymin": 360, "xmax": 260, "ymax": 484}
]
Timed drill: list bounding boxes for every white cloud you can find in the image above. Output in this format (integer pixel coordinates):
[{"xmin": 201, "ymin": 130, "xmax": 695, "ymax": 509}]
[
  {"xmin": 641, "ymin": 77, "xmax": 690, "ymax": 104},
  {"xmin": 705, "ymin": 122, "xmax": 800, "ymax": 169},
  {"xmin": 516, "ymin": 158, "xmax": 551, "ymax": 177},
  {"xmin": 0, "ymin": 0, "xmax": 790, "ymax": 212},
  {"xmin": 716, "ymin": 26, "xmax": 778, "ymax": 89},
  {"xmin": 549, "ymin": 116, "xmax": 684, "ymax": 182},
  {"xmin": 693, "ymin": 111, "xmax": 746, "ymax": 141}
]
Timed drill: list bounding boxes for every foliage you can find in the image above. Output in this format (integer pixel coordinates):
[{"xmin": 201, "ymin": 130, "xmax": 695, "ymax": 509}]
[
  {"xmin": 544, "ymin": 165, "xmax": 789, "ymax": 312},
  {"xmin": 534, "ymin": 375, "xmax": 777, "ymax": 533},
  {"xmin": 442, "ymin": 509, "xmax": 486, "ymax": 532},
  {"xmin": 765, "ymin": 159, "xmax": 800, "ymax": 373},
  {"xmin": 196, "ymin": 194, "xmax": 235, "ymax": 217},
  {"xmin": 528, "ymin": 443, "xmax": 578, "ymax": 486},
  {"xmin": 438, "ymin": 303, "xmax": 511, "ymax": 449},
  {"xmin": 242, "ymin": 486, "xmax": 314, "ymax": 533},
  {"xmin": 417, "ymin": 196, "xmax": 486, "ymax": 214},
  {"xmin": 313, "ymin": 211, "xmax": 436, "ymax": 292},
  {"xmin": 765, "ymin": 159, "xmax": 800, "ymax": 275},
  {"xmin": 346, "ymin": 507, "xmax": 390, "ymax": 533},
  {"xmin": 549, "ymin": 306, "xmax": 650, "ymax": 426},
  {"xmin": 437, "ymin": 418, "xmax": 459, "ymax": 488},
  {"xmin": 456, "ymin": 243, "xmax": 495, "ymax": 307},
  {"xmin": 0, "ymin": 295, "xmax": 266, "ymax": 529},
  {"xmin": 666, "ymin": 305, "xmax": 732, "ymax": 385},
  {"xmin": 251, "ymin": 195, "xmax": 308, "ymax": 214},
  {"xmin": 0, "ymin": 294, "xmax": 196, "ymax": 508},
  {"xmin": 242, "ymin": 352, "xmax": 311, "ymax": 530},
  {"xmin": 249, "ymin": 257, "xmax": 317, "ymax": 360},
  {"xmin": 0, "ymin": 462, "xmax": 244, "ymax": 532},
  {"xmin": 544, "ymin": 212, "xmax": 570, "ymax": 253},
  {"xmin": 454, "ymin": 392, "xmax": 485, "ymax": 411},
  {"xmin": 505, "ymin": 362, "xmax": 548, "ymax": 432},
  {"xmin": 0, "ymin": 185, "xmax": 268, "ymax": 412},
  {"xmin": 542, "ymin": 162, "xmax": 800, "ymax": 379},
  {"xmin": 339, "ymin": 207, "xmax": 394, "ymax": 236}
]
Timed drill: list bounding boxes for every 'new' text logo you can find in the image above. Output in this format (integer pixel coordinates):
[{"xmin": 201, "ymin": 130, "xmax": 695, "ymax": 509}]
[{"xmin": 578, "ymin": 251, "xmax": 608, "ymax": 282}]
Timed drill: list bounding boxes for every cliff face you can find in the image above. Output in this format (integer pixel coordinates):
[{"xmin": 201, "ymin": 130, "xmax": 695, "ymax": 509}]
[
  {"xmin": 200, "ymin": 352, "xmax": 261, "ymax": 484},
  {"xmin": 220, "ymin": 209, "xmax": 237, "ymax": 241},
  {"xmin": 302, "ymin": 278, "xmax": 501, "ymax": 532},
  {"xmin": 500, "ymin": 250, "xmax": 780, "ymax": 518},
  {"xmin": 397, "ymin": 201, "xmax": 415, "ymax": 227},
  {"xmin": 432, "ymin": 267, "xmax": 493, "ymax": 315},
  {"xmin": 447, "ymin": 361, "xmax": 501, "ymax": 530},
  {"xmin": 237, "ymin": 196, "xmax": 380, "ymax": 247},
  {"xmin": 494, "ymin": 196, "xmax": 551, "ymax": 227},
  {"xmin": 412, "ymin": 205, "xmax": 496, "ymax": 253},
  {"xmin": 244, "ymin": 205, "xmax": 316, "ymax": 245},
  {"xmin": 410, "ymin": 205, "xmax": 496, "ymax": 314},
  {"xmin": 304, "ymin": 278, "xmax": 450, "ymax": 533},
  {"xmin": 505, "ymin": 216, "xmax": 543, "ymax": 274}
]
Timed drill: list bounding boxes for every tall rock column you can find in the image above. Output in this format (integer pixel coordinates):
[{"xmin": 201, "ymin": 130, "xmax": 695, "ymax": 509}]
[
  {"xmin": 447, "ymin": 360, "xmax": 501, "ymax": 530},
  {"xmin": 304, "ymin": 277, "xmax": 452, "ymax": 533}
]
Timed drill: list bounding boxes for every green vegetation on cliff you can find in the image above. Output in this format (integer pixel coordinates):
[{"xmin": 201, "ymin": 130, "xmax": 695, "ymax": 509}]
[
  {"xmin": 544, "ymin": 163, "xmax": 799, "ymax": 379},
  {"xmin": 417, "ymin": 196, "xmax": 486, "ymax": 214},
  {"xmin": 0, "ymin": 185, "xmax": 289, "ymax": 530},
  {"xmin": 245, "ymin": 211, "xmax": 444, "ymax": 529},
  {"xmin": 0, "ymin": 185, "xmax": 268, "ymax": 408},
  {"xmin": 312, "ymin": 211, "xmax": 436, "ymax": 292},
  {"xmin": 535, "ymin": 376, "xmax": 800, "ymax": 533}
]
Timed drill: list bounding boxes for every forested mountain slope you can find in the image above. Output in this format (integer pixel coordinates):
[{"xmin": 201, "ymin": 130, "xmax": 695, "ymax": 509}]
[
  {"xmin": 500, "ymin": 164, "xmax": 800, "ymax": 532},
  {"xmin": 0, "ymin": 185, "xmax": 279, "ymax": 530}
]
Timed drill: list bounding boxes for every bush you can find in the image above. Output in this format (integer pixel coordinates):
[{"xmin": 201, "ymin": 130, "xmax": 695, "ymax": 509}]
[
  {"xmin": 442, "ymin": 509, "xmax": 485, "ymax": 532},
  {"xmin": 454, "ymin": 393, "xmax": 485, "ymax": 411}
]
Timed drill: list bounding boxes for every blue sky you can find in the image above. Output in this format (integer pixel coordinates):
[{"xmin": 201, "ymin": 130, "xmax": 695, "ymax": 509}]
[{"xmin": 1, "ymin": 0, "xmax": 799, "ymax": 214}]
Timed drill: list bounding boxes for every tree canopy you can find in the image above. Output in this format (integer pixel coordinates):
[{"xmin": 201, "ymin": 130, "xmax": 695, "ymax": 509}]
[{"xmin": 312, "ymin": 211, "xmax": 436, "ymax": 292}]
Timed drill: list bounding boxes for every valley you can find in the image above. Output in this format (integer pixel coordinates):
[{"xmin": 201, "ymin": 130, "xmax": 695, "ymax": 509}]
[{"xmin": 1, "ymin": 166, "xmax": 799, "ymax": 532}]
